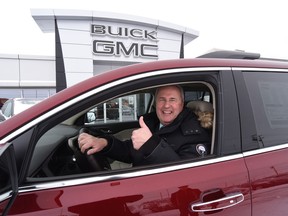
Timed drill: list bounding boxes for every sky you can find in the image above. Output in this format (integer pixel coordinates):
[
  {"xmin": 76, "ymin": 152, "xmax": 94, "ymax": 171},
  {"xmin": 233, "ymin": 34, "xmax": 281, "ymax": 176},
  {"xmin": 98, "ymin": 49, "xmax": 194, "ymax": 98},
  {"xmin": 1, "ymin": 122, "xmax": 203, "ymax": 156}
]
[{"xmin": 1, "ymin": 0, "xmax": 288, "ymax": 59}]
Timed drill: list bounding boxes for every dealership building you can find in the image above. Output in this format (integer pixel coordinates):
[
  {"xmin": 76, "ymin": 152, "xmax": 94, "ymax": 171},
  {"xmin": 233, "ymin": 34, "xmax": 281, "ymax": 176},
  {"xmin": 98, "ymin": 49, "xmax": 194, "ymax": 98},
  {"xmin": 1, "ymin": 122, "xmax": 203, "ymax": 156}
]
[{"xmin": 0, "ymin": 9, "xmax": 199, "ymax": 99}]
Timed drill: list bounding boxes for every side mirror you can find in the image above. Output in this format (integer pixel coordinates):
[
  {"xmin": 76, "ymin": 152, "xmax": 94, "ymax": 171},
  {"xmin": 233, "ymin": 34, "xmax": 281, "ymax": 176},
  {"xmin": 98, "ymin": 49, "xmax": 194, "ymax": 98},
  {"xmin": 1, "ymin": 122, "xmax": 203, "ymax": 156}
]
[{"xmin": 0, "ymin": 143, "xmax": 18, "ymax": 215}]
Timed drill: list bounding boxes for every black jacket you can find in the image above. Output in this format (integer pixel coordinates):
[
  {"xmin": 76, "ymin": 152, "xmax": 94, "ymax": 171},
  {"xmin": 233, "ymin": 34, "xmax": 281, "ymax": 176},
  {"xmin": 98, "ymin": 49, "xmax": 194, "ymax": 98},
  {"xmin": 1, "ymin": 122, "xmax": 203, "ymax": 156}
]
[{"xmin": 102, "ymin": 108, "xmax": 211, "ymax": 166}]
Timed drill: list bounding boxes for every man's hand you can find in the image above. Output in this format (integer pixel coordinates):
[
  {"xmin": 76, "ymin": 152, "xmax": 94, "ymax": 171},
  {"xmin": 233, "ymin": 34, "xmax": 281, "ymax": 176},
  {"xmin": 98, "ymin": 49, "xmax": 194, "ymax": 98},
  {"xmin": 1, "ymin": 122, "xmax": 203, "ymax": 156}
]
[
  {"xmin": 78, "ymin": 133, "xmax": 108, "ymax": 155},
  {"xmin": 131, "ymin": 116, "xmax": 152, "ymax": 150}
]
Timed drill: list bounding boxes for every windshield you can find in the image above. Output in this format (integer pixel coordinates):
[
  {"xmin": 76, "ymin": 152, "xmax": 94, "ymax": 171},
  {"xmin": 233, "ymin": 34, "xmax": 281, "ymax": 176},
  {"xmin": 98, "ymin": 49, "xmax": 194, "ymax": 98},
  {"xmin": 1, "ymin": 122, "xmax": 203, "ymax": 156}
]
[{"xmin": 13, "ymin": 99, "xmax": 42, "ymax": 115}]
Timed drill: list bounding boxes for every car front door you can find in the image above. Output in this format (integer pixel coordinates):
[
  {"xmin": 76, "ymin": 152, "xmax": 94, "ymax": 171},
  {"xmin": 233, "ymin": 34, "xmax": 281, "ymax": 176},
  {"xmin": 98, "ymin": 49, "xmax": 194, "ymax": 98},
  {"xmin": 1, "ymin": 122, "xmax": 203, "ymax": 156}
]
[{"xmin": 7, "ymin": 157, "xmax": 250, "ymax": 216}]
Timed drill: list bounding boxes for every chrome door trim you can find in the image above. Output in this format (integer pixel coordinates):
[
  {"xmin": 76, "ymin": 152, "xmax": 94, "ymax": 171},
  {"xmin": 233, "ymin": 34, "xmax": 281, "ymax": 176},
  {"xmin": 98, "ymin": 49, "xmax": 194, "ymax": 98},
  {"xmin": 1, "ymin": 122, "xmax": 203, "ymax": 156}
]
[
  {"xmin": 19, "ymin": 153, "xmax": 244, "ymax": 193},
  {"xmin": 232, "ymin": 67, "xmax": 288, "ymax": 73},
  {"xmin": 243, "ymin": 142, "xmax": 288, "ymax": 157}
]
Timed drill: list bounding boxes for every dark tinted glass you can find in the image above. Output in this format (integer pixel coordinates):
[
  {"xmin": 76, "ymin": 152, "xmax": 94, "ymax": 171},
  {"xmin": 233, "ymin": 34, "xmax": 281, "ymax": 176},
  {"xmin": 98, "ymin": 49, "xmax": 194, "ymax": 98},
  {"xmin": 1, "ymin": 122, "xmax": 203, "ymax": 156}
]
[{"xmin": 243, "ymin": 71, "xmax": 288, "ymax": 147}]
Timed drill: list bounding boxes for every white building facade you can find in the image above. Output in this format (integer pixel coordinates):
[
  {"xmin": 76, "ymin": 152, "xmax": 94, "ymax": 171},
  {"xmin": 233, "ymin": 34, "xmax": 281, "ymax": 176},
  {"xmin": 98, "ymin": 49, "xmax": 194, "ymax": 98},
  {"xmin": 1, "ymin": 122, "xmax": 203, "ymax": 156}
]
[
  {"xmin": 0, "ymin": 9, "xmax": 199, "ymax": 98},
  {"xmin": 0, "ymin": 54, "xmax": 56, "ymax": 99}
]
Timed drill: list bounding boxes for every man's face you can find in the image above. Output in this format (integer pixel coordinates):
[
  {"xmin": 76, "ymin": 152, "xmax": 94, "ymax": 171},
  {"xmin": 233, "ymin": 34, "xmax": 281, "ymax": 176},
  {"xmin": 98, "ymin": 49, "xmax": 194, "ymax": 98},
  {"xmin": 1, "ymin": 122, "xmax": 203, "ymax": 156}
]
[{"xmin": 156, "ymin": 86, "xmax": 184, "ymax": 126}]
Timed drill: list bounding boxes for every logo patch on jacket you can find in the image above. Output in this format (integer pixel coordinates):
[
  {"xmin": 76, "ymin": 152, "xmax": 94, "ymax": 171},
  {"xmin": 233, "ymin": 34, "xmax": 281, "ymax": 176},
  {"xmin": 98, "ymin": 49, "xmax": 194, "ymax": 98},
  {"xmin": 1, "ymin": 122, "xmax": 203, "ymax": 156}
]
[{"xmin": 196, "ymin": 144, "xmax": 207, "ymax": 156}]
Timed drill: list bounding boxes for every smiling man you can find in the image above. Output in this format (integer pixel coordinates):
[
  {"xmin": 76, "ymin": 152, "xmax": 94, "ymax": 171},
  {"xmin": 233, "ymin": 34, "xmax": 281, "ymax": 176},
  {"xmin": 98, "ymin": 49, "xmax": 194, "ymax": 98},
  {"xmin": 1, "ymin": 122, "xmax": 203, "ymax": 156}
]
[
  {"xmin": 78, "ymin": 85, "xmax": 211, "ymax": 166},
  {"xmin": 155, "ymin": 85, "xmax": 185, "ymax": 126}
]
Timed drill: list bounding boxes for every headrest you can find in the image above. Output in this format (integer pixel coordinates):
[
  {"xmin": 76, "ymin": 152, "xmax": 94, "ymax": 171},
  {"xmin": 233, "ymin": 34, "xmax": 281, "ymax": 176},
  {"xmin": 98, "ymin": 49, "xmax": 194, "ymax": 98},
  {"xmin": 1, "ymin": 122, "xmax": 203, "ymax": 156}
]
[{"xmin": 186, "ymin": 101, "xmax": 214, "ymax": 113}]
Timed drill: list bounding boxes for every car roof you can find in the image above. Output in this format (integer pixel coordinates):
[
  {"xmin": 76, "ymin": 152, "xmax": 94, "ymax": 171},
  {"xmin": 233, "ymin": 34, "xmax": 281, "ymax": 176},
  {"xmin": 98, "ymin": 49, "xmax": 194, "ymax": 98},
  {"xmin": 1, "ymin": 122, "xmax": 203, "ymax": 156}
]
[{"xmin": 1, "ymin": 57, "xmax": 288, "ymax": 140}]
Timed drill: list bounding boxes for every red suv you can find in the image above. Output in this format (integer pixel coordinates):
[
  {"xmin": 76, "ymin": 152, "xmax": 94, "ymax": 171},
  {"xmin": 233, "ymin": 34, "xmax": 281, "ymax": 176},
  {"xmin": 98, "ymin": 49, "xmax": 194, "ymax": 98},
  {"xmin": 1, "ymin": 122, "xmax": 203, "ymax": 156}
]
[{"xmin": 1, "ymin": 50, "xmax": 288, "ymax": 215}]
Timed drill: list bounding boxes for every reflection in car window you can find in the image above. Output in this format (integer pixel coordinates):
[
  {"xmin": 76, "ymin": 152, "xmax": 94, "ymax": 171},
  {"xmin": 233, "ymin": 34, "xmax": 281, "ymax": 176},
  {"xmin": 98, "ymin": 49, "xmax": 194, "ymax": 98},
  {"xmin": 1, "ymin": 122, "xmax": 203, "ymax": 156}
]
[{"xmin": 2, "ymin": 101, "xmax": 12, "ymax": 118}]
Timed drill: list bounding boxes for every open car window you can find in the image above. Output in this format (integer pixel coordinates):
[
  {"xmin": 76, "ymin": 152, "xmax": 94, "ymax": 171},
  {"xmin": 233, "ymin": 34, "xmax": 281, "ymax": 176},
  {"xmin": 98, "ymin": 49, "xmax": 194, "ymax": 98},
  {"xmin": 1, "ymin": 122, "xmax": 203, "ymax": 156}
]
[{"xmin": 28, "ymin": 81, "xmax": 215, "ymax": 179}]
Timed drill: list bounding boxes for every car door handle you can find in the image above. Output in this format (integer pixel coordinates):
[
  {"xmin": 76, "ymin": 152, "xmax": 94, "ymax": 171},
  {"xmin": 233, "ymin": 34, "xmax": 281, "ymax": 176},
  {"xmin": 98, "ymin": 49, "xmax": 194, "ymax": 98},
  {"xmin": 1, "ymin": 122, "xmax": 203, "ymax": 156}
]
[{"xmin": 191, "ymin": 192, "xmax": 244, "ymax": 212}]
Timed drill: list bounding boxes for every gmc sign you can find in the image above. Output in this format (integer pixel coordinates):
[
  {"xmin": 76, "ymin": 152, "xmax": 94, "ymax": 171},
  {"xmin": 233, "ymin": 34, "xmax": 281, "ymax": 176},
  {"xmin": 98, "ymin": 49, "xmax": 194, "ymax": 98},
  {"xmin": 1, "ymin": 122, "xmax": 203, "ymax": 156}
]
[{"xmin": 91, "ymin": 24, "xmax": 158, "ymax": 59}]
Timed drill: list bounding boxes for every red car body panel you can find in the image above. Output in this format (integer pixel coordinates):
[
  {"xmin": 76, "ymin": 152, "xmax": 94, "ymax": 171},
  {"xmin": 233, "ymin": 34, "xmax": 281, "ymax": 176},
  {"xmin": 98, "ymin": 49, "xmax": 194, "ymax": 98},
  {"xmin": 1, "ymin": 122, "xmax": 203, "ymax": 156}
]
[
  {"xmin": 244, "ymin": 148, "xmax": 288, "ymax": 216},
  {"xmin": 8, "ymin": 158, "xmax": 250, "ymax": 215}
]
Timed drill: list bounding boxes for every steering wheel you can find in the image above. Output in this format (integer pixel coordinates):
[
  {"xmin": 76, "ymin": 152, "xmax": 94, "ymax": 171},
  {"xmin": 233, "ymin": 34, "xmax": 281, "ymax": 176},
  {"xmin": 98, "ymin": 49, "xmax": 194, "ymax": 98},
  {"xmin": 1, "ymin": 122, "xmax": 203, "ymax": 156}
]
[{"xmin": 68, "ymin": 128, "xmax": 111, "ymax": 172}]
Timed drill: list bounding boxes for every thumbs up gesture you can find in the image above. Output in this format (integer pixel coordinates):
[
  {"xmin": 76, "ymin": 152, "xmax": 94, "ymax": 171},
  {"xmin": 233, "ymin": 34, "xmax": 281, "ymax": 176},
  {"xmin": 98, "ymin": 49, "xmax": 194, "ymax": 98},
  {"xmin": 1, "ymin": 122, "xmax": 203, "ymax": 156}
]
[{"xmin": 131, "ymin": 116, "xmax": 152, "ymax": 150}]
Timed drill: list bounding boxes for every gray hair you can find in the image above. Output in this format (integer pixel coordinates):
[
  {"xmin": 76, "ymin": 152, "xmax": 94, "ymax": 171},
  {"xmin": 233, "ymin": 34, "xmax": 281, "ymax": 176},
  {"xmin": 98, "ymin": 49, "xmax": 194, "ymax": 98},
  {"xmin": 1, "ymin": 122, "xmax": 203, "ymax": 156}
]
[{"xmin": 155, "ymin": 85, "xmax": 184, "ymax": 102}]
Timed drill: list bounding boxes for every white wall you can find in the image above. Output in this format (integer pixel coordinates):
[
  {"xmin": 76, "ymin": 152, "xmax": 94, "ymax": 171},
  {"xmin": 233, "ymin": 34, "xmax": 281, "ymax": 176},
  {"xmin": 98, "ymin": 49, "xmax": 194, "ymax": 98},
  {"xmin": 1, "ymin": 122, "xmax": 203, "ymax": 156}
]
[{"xmin": 0, "ymin": 54, "xmax": 55, "ymax": 87}]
